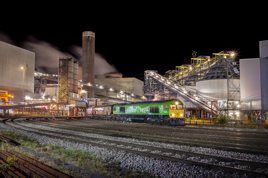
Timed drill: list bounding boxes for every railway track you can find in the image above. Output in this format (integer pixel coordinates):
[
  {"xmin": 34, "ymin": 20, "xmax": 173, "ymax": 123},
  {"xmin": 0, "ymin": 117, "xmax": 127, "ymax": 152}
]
[
  {"xmin": 49, "ymin": 118, "xmax": 268, "ymax": 145},
  {"xmin": 40, "ymin": 117, "xmax": 268, "ymax": 141},
  {"xmin": 28, "ymin": 119, "xmax": 268, "ymax": 155},
  {"xmin": 90, "ymin": 118, "xmax": 268, "ymax": 139},
  {"xmin": 0, "ymin": 147, "xmax": 72, "ymax": 178},
  {"xmin": 2, "ymin": 118, "xmax": 268, "ymax": 177}
]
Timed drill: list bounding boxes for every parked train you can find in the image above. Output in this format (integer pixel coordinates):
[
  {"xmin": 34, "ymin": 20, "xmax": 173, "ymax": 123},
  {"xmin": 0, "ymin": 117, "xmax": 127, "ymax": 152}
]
[{"xmin": 88, "ymin": 99, "xmax": 185, "ymax": 126}]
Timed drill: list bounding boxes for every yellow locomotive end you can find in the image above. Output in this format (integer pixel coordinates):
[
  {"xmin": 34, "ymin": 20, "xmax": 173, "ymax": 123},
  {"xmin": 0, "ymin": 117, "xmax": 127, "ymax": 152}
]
[{"xmin": 169, "ymin": 103, "xmax": 184, "ymax": 118}]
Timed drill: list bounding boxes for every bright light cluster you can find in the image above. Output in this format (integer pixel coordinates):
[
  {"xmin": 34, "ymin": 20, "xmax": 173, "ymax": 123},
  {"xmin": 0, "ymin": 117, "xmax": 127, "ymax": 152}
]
[{"xmin": 34, "ymin": 72, "xmax": 58, "ymax": 77}]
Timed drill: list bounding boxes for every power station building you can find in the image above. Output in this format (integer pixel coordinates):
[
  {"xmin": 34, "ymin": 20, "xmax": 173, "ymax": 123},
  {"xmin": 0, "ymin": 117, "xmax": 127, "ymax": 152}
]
[
  {"xmin": 0, "ymin": 41, "xmax": 35, "ymax": 103},
  {"xmin": 1, "ymin": 32, "xmax": 268, "ymax": 120},
  {"xmin": 240, "ymin": 41, "xmax": 268, "ymax": 112},
  {"xmin": 32, "ymin": 31, "xmax": 144, "ymax": 108}
]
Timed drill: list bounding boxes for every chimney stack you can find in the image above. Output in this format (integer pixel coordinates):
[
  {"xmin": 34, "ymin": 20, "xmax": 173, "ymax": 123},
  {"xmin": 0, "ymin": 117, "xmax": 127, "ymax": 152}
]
[{"xmin": 82, "ymin": 31, "xmax": 95, "ymax": 98}]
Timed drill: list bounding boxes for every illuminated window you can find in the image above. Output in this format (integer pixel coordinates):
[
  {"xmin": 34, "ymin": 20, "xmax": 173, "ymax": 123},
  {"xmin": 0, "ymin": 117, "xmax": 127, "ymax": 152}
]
[
  {"xmin": 177, "ymin": 105, "xmax": 183, "ymax": 109},
  {"xmin": 170, "ymin": 105, "xmax": 176, "ymax": 110}
]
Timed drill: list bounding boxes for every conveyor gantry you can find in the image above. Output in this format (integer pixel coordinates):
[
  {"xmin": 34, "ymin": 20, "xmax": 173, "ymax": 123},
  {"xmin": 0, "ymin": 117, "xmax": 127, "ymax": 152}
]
[{"xmin": 145, "ymin": 71, "xmax": 218, "ymax": 116}]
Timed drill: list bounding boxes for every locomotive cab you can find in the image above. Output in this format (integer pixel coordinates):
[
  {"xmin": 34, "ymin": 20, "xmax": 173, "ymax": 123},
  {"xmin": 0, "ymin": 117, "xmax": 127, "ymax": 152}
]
[{"xmin": 169, "ymin": 101, "xmax": 185, "ymax": 125}]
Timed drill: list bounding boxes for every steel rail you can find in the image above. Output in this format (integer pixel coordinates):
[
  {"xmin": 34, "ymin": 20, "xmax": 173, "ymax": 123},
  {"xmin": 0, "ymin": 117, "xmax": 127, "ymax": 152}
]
[
  {"xmin": 4, "ymin": 118, "xmax": 268, "ymax": 177},
  {"xmin": 30, "ymin": 119, "xmax": 268, "ymax": 155},
  {"xmin": 12, "ymin": 119, "xmax": 268, "ymax": 170}
]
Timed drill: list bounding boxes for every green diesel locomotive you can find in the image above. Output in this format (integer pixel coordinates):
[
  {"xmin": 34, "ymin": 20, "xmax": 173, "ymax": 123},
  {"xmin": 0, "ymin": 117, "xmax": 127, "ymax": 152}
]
[{"xmin": 91, "ymin": 99, "xmax": 185, "ymax": 126}]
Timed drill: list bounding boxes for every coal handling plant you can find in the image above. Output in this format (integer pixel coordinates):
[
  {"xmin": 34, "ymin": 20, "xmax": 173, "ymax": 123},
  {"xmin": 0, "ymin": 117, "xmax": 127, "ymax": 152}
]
[{"xmin": 144, "ymin": 40, "xmax": 268, "ymax": 122}]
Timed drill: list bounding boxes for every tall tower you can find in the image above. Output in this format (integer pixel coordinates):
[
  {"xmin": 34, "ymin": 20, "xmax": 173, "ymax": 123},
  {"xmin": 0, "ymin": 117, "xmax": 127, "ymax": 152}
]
[{"xmin": 82, "ymin": 31, "xmax": 95, "ymax": 98}]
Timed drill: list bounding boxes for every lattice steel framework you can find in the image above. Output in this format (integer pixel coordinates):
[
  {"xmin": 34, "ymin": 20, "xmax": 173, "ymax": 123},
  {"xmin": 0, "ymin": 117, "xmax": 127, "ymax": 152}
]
[
  {"xmin": 57, "ymin": 58, "xmax": 71, "ymax": 104},
  {"xmin": 144, "ymin": 51, "xmax": 241, "ymax": 118},
  {"xmin": 144, "ymin": 71, "xmax": 176, "ymax": 101},
  {"xmin": 144, "ymin": 70, "xmax": 218, "ymax": 116}
]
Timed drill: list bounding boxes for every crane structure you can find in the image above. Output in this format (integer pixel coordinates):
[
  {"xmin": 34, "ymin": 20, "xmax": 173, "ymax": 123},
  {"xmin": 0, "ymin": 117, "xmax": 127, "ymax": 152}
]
[{"xmin": 0, "ymin": 90, "xmax": 13, "ymax": 105}]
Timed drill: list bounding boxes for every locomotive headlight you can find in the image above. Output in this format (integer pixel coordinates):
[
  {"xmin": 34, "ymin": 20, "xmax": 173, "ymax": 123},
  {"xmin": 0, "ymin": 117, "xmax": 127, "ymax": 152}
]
[
  {"xmin": 180, "ymin": 113, "xmax": 183, "ymax": 117},
  {"xmin": 171, "ymin": 114, "xmax": 175, "ymax": 117},
  {"xmin": 175, "ymin": 102, "xmax": 179, "ymax": 105}
]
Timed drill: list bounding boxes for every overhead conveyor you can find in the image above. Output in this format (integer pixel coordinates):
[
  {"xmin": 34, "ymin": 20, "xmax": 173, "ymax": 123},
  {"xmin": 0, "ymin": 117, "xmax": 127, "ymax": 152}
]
[
  {"xmin": 144, "ymin": 51, "xmax": 241, "ymax": 117},
  {"xmin": 145, "ymin": 71, "xmax": 218, "ymax": 116}
]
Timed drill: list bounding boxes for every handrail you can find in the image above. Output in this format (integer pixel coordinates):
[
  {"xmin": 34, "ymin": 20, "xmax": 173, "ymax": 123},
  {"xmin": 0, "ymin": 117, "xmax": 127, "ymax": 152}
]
[{"xmin": 168, "ymin": 56, "xmax": 219, "ymax": 80}]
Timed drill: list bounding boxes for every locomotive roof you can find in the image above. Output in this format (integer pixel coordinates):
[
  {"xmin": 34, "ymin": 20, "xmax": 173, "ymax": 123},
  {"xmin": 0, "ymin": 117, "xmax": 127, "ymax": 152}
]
[
  {"xmin": 114, "ymin": 99, "xmax": 182, "ymax": 106},
  {"xmin": 93, "ymin": 104, "xmax": 114, "ymax": 108}
]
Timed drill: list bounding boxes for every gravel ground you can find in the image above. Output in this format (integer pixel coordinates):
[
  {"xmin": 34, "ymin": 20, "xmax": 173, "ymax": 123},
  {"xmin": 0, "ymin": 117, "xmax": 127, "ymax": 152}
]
[
  {"xmin": 1, "ymin": 120, "xmax": 267, "ymax": 177},
  {"xmin": 15, "ymin": 120, "xmax": 268, "ymax": 164}
]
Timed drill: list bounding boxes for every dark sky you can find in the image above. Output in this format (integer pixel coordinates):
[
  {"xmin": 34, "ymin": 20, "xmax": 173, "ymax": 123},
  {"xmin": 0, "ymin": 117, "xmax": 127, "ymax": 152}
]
[{"xmin": 0, "ymin": 4, "xmax": 267, "ymax": 81}]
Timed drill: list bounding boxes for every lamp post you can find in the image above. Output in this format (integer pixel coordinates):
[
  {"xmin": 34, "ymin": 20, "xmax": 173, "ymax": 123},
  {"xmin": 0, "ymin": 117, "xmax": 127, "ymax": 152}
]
[
  {"xmin": 20, "ymin": 65, "xmax": 27, "ymax": 113},
  {"xmin": 21, "ymin": 66, "xmax": 25, "ymax": 103}
]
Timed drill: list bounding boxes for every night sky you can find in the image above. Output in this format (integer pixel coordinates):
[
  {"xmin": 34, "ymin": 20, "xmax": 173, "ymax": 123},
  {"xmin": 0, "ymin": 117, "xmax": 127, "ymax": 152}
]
[{"xmin": 0, "ymin": 4, "xmax": 267, "ymax": 81}]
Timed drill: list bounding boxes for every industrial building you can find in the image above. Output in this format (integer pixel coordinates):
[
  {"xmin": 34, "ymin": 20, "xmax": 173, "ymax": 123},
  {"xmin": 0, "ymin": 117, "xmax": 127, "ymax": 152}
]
[
  {"xmin": 240, "ymin": 40, "xmax": 268, "ymax": 117},
  {"xmin": 0, "ymin": 41, "xmax": 35, "ymax": 103},
  {"xmin": 0, "ymin": 31, "xmax": 144, "ymax": 117},
  {"xmin": 1, "ymin": 31, "xmax": 268, "ymax": 121},
  {"xmin": 144, "ymin": 40, "xmax": 268, "ymax": 120}
]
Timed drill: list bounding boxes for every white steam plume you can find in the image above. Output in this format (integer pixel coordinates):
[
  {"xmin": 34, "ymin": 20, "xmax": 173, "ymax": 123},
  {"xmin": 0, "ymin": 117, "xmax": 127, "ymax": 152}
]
[
  {"xmin": 23, "ymin": 37, "xmax": 73, "ymax": 73},
  {"xmin": 0, "ymin": 32, "xmax": 118, "ymax": 76},
  {"xmin": 22, "ymin": 37, "xmax": 118, "ymax": 76},
  {"xmin": 69, "ymin": 45, "xmax": 118, "ymax": 78},
  {"xmin": 0, "ymin": 31, "xmax": 15, "ymax": 44}
]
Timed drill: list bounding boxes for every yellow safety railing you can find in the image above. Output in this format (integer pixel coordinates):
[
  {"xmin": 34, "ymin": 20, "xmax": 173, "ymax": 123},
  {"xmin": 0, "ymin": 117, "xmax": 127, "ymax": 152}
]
[{"xmin": 169, "ymin": 55, "xmax": 222, "ymax": 80}]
